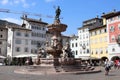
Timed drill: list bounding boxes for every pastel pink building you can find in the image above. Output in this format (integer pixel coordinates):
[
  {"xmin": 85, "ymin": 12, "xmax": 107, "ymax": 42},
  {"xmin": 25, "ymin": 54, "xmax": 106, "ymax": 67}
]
[{"xmin": 102, "ymin": 11, "xmax": 120, "ymax": 60}]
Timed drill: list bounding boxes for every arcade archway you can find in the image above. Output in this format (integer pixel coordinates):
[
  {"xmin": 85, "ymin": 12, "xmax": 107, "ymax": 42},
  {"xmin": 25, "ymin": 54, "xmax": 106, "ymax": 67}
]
[
  {"xmin": 111, "ymin": 56, "xmax": 120, "ymax": 61},
  {"xmin": 101, "ymin": 57, "xmax": 108, "ymax": 61}
]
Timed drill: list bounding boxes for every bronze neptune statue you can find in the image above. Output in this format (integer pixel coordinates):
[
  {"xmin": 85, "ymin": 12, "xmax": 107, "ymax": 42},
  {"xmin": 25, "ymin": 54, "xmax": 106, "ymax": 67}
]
[{"xmin": 55, "ymin": 6, "xmax": 61, "ymax": 20}]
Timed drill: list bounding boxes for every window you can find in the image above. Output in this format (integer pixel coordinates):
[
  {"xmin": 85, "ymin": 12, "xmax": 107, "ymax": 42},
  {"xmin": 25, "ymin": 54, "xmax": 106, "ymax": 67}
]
[
  {"xmin": 86, "ymin": 35, "xmax": 88, "ymax": 38},
  {"xmin": 24, "ymin": 47, "xmax": 28, "ymax": 52},
  {"xmin": 87, "ymin": 49, "xmax": 89, "ymax": 53},
  {"xmin": 0, "ymin": 41, "xmax": 2, "ymax": 45},
  {"xmin": 80, "ymin": 43, "xmax": 82, "ymax": 46},
  {"xmin": 15, "ymin": 39, "xmax": 21, "ymax": 44},
  {"xmin": 96, "ymin": 49, "xmax": 98, "ymax": 54},
  {"xmin": 43, "ymin": 27, "xmax": 45, "ymax": 31},
  {"xmin": 72, "ymin": 43, "xmax": 74, "ymax": 47},
  {"xmin": 110, "ymin": 18, "xmax": 113, "ymax": 21},
  {"xmin": 118, "ymin": 24, "xmax": 120, "ymax": 30},
  {"xmin": 0, "ymin": 48, "xmax": 1, "ymax": 54},
  {"xmin": 25, "ymin": 33, "xmax": 29, "ymax": 37},
  {"xmin": 25, "ymin": 40, "xmax": 28, "ymax": 45},
  {"xmin": 118, "ymin": 15, "xmax": 120, "ymax": 19},
  {"xmin": 104, "ymin": 29, "xmax": 107, "ymax": 32},
  {"xmin": 80, "ymin": 51, "xmax": 82, "ymax": 54},
  {"xmin": 0, "ymin": 35, "xmax": 3, "ymax": 38},
  {"xmin": 75, "ymin": 43, "xmax": 77, "ymax": 47},
  {"xmin": 76, "ymin": 50, "xmax": 78, "ymax": 55},
  {"xmin": 95, "ymin": 31, "xmax": 96, "ymax": 35},
  {"xmin": 83, "ymin": 29, "xmax": 84, "ymax": 32},
  {"xmin": 97, "ymin": 30, "xmax": 100, "ymax": 35},
  {"xmin": 110, "ymin": 26, "xmax": 114, "ymax": 32},
  {"xmin": 16, "ymin": 32, "xmax": 21, "ymax": 36},
  {"xmin": 104, "ymin": 36, "xmax": 107, "ymax": 42},
  {"xmin": 106, "ymin": 50, "xmax": 108, "ymax": 53},
  {"xmin": 31, "ymin": 49, "xmax": 33, "ymax": 53},
  {"xmin": 35, "ymin": 49, "xmax": 37, "ymax": 53},
  {"xmin": 111, "ymin": 35, "xmax": 115, "ymax": 41},
  {"xmin": 83, "ymin": 51, "xmax": 85, "ymax": 54},
  {"xmin": 91, "ymin": 51, "xmax": 93, "ymax": 54},
  {"xmin": 92, "ymin": 32, "xmax": 95, "ymax": 36},
  {"xmin": 16, "ymin": 47, "xmax": 20, "ymax": 52},
  {"xmin": 112, "ymin": 48, "xmax": 115, "ymax": 52},
  {"xmin": 96, "ymin": 51, "xmax": 98, "ymax": 54},
  {"xmin": 99, "ymin": 30, "xmax": 101, "ymax": 34},
  {"xmin": 101, "ymin": 50, "xmax": 103, "ymax": 54}
]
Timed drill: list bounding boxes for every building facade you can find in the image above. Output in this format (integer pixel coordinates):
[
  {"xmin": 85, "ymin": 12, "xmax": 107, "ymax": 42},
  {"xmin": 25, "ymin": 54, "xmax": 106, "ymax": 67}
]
[
  {"xmin": 7, "ymin": 22, "xmax": 32, "ymax": 58},
  {"xmin": 89, "ymin": 25, "xmax": 108, "ymax": 60},
  {"xmin": 73, "ymin": 17, "xmax": 103, "ymax": 59},
  {"xmin": 21, "ymin": 16, "xmax": 48, "ymax": 54},
  {"xmin": 70, "ymin": 35, "xmax": 79, "ymax": 58},
  {"xmin": 102, "ymin": 11, "xmax": 120, "ymax": 60},
  {"xmin": 0, "ymin": 20, "xmax": 8, "ymax": 58},
  {"xmin": 77, "ymin": 26, "xmax": 90, "ymax": 59}
]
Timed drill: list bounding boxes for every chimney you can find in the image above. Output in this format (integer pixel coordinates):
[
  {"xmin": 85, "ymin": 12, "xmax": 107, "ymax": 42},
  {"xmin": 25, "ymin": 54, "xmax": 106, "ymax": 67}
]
[
  {"xmin": 39, "ymin": 18, "xmax": 42, "ymax": 21},
  {"xmin": 23, "ymin": 14, "xmax": 27, "ymax": 19},
  {"xmin": 102, "ymin": 12, "xmax": 105, "ymax": 15},
  {"xmin": 113, "ymin": 9, "xmax": 116, "ymax": 12},
  {"xmin": 96, "ymin": 15, "xmax": 99, "ymax": 18}
]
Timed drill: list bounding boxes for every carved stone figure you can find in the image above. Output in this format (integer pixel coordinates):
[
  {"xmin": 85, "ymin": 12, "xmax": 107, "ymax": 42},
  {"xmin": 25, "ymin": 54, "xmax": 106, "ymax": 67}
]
[{"xmin": 62, "ymin": 42, "xmax": 74, "ymax": 58}]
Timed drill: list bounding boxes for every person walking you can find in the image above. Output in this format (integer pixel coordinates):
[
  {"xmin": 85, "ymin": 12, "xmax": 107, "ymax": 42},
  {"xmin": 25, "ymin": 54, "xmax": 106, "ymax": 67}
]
[{"xmin": 104, "ymin": 59, "xmax": 111, "ymax": 75}]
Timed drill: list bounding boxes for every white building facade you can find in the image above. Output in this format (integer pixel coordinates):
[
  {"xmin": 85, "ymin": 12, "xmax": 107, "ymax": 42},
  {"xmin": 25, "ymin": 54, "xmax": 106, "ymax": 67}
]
[
  {"xmin": 21, "ymin": 16, "xmax": 48, "ymax": 54},
  {"xmin": 70, "ymin": 35, "xmax": 79, "ymax": 58},
  {"xmin": 0, "ymin": 20, "xmax": 8, "ymax": 58},
  {"xmin": 77, "ymin": 26, "xmax": 90, "ymax": 59},
  {"xmin": 7, "ymin": 23, "xmax": 32, "ymax": 58}
]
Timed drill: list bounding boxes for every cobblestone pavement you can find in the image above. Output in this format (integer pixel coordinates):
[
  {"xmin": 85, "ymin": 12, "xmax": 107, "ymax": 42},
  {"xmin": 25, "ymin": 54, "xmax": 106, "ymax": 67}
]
[{"xmin": 0, "ymin": 66, "xmax": 120, "ymax": 80}]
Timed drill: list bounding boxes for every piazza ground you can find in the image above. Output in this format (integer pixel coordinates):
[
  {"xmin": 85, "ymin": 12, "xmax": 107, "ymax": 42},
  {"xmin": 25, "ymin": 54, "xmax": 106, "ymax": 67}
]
[{"xmin": 0, "ymin": 66, "xmax": 120, "ymax": 80}]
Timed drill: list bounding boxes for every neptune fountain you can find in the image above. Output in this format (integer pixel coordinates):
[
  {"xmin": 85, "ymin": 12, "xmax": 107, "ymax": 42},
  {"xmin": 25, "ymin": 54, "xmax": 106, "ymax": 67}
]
[{"xmin": 14, "ymin": 6, "xmax": 101, "ymax": 75}]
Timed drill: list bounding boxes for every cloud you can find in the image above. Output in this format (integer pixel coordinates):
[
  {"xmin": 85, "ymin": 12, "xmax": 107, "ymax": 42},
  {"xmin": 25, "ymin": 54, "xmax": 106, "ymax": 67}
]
[
  {"xmin": 13, "ymin": 0, "xmax": 20, "ymax": 4},
  {"xmin": 2, "ymin": 17, "xmax": 22, "ymax": 25},
  {"xmin": 1, "ymin": 0, "xmax": 9, "ymax": 5},
  {"xmin": 45, "ymin": 0, "xmax": 55, "ymax": 2},
  {"xmin": 0, "ymin": 0, "xmax": 36, "ymax": 8},
  {"xmin": 31, "ymin": 2, "xmax": 36, "ymax": 6}
]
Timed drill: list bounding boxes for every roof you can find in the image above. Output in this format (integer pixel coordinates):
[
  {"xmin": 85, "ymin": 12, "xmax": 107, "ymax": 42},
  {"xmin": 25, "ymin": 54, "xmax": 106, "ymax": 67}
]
[
  {"xmin": 83, "ymin": 17, "xmax": 102, "ymax": 23},
  {"xmin": 21, "ymin": 17, "xmax": 48, "ymax": 25},
  {"xmin": 78, "ymin": 25, "xmax": 89, "ymax": 30},
  {"xmin": 11, "ymin": 26, "xmax": 32, "ymax": 31},
  {"xmin": 0, "ymin": 19, "xmax": 20, "ymax": 26},
  {"xmin": 70, "ymin": 35, "xmax": 78, "ymax": 38},
  {"xmin": 89, "ymin": 25, "xmax": 106, "ymax": 31},
  {"xmin": 0, "ymin": 19, "xmax": 31, "ymax": 31},
  {"xmin": 101, "ymin": 11, "xmax": 120, "ymax": 19}
]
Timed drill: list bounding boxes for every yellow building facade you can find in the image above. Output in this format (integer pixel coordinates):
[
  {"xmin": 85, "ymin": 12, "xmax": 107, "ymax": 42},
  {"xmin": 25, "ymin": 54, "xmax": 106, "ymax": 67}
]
[{"xmin": 90, "ymin": 25, "xmax": 108, "ymax": 60}]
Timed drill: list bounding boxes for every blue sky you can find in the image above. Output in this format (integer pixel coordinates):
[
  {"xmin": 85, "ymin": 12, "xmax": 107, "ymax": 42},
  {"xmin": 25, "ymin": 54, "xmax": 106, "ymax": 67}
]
[{"xmin": 0, "ymin": 0, "xmax": 120, "ymax": 35}]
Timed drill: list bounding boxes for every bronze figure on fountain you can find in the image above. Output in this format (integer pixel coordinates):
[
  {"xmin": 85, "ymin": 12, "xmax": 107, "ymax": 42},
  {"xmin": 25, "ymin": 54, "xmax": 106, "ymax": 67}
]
[{"xmin": 55, "ymin": 6, "xmax": 61, "ymax": 21}]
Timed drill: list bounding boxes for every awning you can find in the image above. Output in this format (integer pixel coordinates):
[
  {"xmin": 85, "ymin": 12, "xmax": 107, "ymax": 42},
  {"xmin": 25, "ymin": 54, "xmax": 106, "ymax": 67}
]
[
  {"xmin": 14, "ymin": 54, "xmax": 37, "ymax": 58},
  {"xmin": 79, "ymin": 56, "xmax": 90, "ymax": 60},
  {"xmin": 0, "ymin": 55, "xmax": 6, "ymax": 59},
  {"xmin": 79, "ymin": 56, "xmax": 100, "ymax": 60}
]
